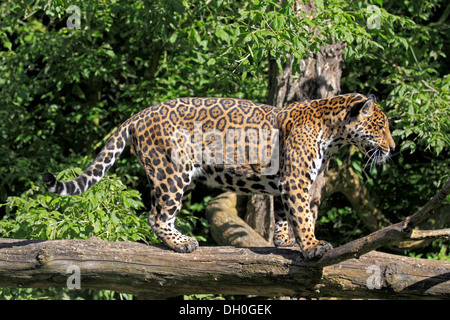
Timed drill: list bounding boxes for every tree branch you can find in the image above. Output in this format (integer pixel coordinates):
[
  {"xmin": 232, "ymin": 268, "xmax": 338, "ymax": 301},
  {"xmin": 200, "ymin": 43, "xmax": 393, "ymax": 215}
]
[
  {"xmin": 316, "ymin": 159, "xmax": 450, "ymax": 250},
  {"xmin": 205, "ymin": 192, "xmax": 271, "ymax": 247},
  {"xmin": 316, "ymin": 179, "xmax": 450, "ymax": 266}
]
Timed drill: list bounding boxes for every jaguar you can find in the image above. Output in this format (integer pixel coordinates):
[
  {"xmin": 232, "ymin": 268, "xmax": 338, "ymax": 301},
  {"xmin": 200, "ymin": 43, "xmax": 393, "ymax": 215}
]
[{"xmin": 43, "ymin": 93, "xmax": 395, "ymax": 259}]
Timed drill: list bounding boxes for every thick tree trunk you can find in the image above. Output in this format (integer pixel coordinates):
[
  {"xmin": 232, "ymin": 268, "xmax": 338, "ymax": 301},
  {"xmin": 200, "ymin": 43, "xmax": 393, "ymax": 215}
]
[
  {"xmin": 267, "ymin": 1, "xmax": 345, "ymax": 107},
  {"xmin": 1, "ymin": 238, "xmax": 449, "ymax": 299},
  {"xmin": 267, "ymin": 40, "xmax": 346, "ymax": 107}
]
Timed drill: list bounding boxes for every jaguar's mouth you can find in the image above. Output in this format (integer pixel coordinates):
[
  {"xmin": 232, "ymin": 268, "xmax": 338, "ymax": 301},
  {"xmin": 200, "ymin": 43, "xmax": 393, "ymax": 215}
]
[{"xmin": 364, "ymin": 145, "xmax": 390, "ymax": 169}]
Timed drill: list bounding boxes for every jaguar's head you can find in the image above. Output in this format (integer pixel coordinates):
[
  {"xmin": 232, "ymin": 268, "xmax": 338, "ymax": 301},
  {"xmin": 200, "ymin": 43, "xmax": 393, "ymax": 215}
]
[{"xmin": 345, "ymin": 94, "xmax": 395, "ymax": 166}]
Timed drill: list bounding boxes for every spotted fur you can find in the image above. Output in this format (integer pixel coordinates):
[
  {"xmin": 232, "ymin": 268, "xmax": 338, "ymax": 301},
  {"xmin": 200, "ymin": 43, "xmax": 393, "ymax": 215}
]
[{"xmin": 43, "ymin": 93, "xmax": 395, "ymax": 259}]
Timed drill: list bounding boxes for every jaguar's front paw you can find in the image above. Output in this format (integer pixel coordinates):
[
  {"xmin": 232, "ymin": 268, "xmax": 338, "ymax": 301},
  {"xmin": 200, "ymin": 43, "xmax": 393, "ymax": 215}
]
[{"xmin": 301, "ymin": 240, "xmax": 333, "ymax": 260}]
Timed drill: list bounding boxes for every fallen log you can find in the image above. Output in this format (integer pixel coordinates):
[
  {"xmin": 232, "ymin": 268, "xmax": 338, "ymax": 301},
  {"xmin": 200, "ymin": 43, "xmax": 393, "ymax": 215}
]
[{"xmin": 0, "ymin": 237, "xmax": 449, "ymax": 299}]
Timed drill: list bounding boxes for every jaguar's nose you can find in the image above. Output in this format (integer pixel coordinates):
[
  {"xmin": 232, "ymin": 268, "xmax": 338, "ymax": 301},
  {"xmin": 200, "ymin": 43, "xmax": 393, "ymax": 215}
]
[
  {"xmin": 386, "ymin": 129, "xmax": 395, "ymax": 152},
  {"xmin": 390, "ymin": 139, "xmax": 396, "ymax": 152}
]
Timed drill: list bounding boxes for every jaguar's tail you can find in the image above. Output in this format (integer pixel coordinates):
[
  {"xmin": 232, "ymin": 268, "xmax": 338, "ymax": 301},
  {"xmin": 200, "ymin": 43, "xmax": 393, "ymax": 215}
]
[{"xmin": 43, "ymin": 119, "xmax": 134, "ymax": 196}]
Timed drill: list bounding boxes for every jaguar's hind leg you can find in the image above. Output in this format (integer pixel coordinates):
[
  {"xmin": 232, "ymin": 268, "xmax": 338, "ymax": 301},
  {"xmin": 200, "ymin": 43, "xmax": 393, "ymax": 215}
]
[
  {"xmin": 147, "ymin": 171, "xmax": 199, "ymax": 253},
  {"xmin": 149, "ymin": 211, "xmax": 199, "ymax": 253},
  {"xmin": 148, "ymin": 192, "xmax": 199, "ymax": 253},
  {"xmin": 273, "ymin": 196, "xmax": 296, "ymax": 247}
]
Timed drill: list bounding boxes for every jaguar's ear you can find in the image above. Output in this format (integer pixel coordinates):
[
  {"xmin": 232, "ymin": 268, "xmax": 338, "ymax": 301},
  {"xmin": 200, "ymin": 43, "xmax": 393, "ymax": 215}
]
[
  {"xmin": 360, "ymin": 99, "xmax": 374, "ymax": 117},
  {"xmin": 349, "ymin": 98, "xmax": 374, "ymax": 118}
]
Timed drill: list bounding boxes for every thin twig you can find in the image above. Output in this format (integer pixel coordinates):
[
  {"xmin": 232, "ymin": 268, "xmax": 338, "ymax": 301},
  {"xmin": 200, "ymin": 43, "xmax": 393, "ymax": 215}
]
[{"xmin": 411, "ymin": 228, "xmax": 450, "ymax": 240}]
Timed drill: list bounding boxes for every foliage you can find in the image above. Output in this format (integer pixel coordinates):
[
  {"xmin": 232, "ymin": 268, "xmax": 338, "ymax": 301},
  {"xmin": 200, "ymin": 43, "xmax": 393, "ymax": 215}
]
[
  {"xmin": 317, "ymin": 199, "xmax": 369, "ymax": 246},
  {"xmin": 0, "ymin": 168, "xmax": 152, "ymax": 299},
  {"xmin": 0, "ymin": 287, "xmax": 133, "ymax": 300},
  {"xmin": 0, "ymin": 168, "xmax": 153, "ymax": 242},
  {"xmin": 1, "ymin": 0, "xmax": 448, "ymax": 198},
  {"xmin": 387, "ymin": 75, "xmax": 450, "ymax": 155},
  {"xmin": 339, "ymin": 0, "xmax": 449, "ymax": 157},
  {"xmin": 177, "ymin": 195, "xmax": 213, "ymax": 243}
]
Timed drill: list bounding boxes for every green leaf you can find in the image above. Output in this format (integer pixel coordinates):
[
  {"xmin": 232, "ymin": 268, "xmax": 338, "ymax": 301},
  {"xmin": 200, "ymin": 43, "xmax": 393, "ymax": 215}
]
[
  {"xmin": 215, "ymin": 26, "xmax": 230, "ymax": 44},
  {"xmin": 110, "ymin": 212, "xmax": 120, "ymax": 225}
]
